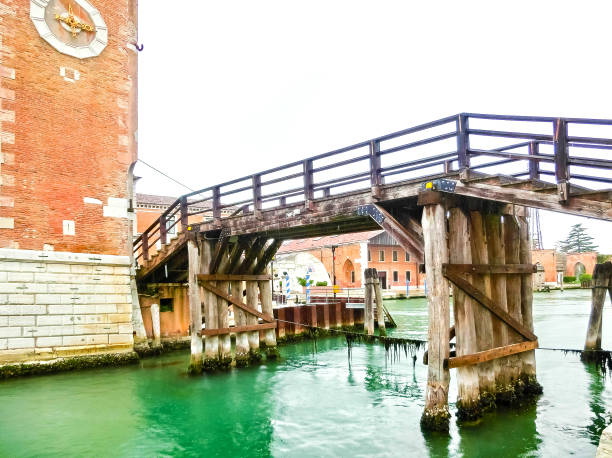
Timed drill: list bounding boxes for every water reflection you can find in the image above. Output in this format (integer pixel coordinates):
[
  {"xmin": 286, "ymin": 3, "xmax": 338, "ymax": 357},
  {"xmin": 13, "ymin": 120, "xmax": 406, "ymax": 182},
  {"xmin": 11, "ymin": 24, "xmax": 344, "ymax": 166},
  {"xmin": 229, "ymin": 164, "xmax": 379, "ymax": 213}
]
[{"xmin": 584, "ymin": 361, "xmax": 610, "ymax": 445}]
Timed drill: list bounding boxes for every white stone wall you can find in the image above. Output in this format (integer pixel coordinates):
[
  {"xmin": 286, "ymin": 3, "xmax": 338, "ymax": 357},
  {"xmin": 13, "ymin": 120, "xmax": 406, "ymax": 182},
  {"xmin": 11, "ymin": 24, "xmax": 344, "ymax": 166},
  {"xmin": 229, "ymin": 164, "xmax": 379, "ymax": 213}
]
[{"xmin": 0, "ymin": 248, "xmax": 134, "ymax": 363}]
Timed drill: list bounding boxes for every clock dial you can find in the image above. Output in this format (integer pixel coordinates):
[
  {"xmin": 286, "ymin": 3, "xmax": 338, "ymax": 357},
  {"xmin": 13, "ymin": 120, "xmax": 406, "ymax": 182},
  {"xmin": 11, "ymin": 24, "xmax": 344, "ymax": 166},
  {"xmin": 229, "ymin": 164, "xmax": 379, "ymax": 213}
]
[{"xmin": 30, "ymin": 0, "xmax": 108, "ymax": 59}]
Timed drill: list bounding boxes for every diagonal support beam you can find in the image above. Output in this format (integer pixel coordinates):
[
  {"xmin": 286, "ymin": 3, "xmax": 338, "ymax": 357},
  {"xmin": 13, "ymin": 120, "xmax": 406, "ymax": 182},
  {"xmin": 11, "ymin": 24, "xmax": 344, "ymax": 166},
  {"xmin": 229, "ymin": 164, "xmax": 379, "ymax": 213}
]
[
  {"xmin": 209, "ymin": 227, "xmax": 231, "ymax": 274},
  {"xmin": 254, "ymin": 239, "xmax": 282, "ymax": 274},
  {"xmin": 443, "ymin": 266, "xmax": 537, "ymax": 341},
  {"xmin": 199, "ymin": 281, "xmax": 275, "ymax": 323},
  {"xmin": 357, "ymin": 204, "xmax": 424, "ymax": 260}
]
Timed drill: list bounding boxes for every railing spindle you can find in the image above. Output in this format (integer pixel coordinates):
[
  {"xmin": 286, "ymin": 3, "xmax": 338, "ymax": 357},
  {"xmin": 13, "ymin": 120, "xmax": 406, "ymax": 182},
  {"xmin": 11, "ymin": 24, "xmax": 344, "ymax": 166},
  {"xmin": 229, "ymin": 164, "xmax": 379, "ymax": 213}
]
[
  {"xmin": 457, "ymin": 113, "xmax": 470, "ymax": 169},
  {"xmin": 553, "ymin": 118, "xmax": 570, "ymax": 201},
  {"xmin": 303, "ymin": 159, "xmax": 314, "ymax": 209},
  {"xmin": 179, "ymin": 196, "xmax": 188, "ymax": 228},
  {"xmin": 528, "ymin": 141, "xmax": 540, "ymax": 180},
  {"xmin": 159, "ymin": 214, "xmax": 167, "ymax": 245},
  {"xmin": 369, "ymin": 140, "xmax": 382, "ymax": 197},
  {"xmin": 213, "ymin": 186, "xmax": 221, "ymax": 219},
  {"xmin": 141, "ymin": 232, "xmax": 149, "ymax": 261},
  {"xmin": 252, "ymin": 174, "xmax": 262, "ymax": 215}
]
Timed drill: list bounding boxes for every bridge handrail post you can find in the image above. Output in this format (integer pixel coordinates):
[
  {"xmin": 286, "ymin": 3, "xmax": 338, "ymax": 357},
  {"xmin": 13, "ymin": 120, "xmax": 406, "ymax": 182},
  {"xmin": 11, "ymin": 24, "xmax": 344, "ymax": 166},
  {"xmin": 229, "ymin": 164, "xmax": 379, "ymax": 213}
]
[
  {"xmin": 179, "ymin": 196, "xmax": 189, "ymax": 228},
  {"xmin": 212, "ymin": 186, "xmax": 221, "ymax": 219},
  {"xmin": 369, "ymin": 139, "xmax": 382, "ymax": 197},
  {"xmin": 159, "ymin": 214, "xmax": 167, "ymax": 245},
  {"xmin": 303, "ymin": 159, "xmax": 314, "ymax": 210},
  {"xmin": 456, "ymin": 113, "xmax": 470, "ymax": 170},
  {"xmin": 252, "ymin": 174, "xmax": 262, "ymax": 216},
  {"xmin": 528, "ymin": 141, "xmax": 540, "ymax": 180},
  {"xmin": 553, "ymin": 118, "xmax": 570, "ymax": 201},
  {"xmin": 141, "ymin": 231, "xmax": 149, "ymax": 261}
]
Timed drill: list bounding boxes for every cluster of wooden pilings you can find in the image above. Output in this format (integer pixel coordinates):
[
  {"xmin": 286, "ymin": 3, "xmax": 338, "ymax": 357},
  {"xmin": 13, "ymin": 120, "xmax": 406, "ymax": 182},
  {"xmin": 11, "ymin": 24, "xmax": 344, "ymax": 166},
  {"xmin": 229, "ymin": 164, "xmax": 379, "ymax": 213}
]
[
  {"xmin": 420, "ymin": 194, "xmax": 542, "ymax": 431},
  {"xmin": 187, "ymin": 234, "xmax": 281, "ymax": 372}
]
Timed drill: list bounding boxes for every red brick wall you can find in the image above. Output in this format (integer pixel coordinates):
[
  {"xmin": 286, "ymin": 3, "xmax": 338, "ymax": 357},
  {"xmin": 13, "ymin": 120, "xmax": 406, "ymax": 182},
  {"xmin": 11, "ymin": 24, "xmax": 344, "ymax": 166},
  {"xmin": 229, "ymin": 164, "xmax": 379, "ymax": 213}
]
[
  {"xmin": 531, "ymin": 250, "xmax": 558, "ymax": 283},
  {"xmin": 0, "ymin": 0, "xmax": 138, "ymax": 255},
  {"xmin": 566, "ymin": 252, "xmax": 597, "ymax": 277},
  {"xmin": 307, "ymin": 244, "xmax": 363, "ymax": 288},
  {"xmin": 367, "ymin": 244, "xmax": 421, "ymax": 288}
]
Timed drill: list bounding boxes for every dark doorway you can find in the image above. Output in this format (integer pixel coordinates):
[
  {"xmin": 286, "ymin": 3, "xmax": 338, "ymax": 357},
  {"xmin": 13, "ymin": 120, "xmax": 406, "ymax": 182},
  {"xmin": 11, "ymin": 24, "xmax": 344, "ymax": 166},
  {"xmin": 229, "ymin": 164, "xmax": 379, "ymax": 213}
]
[{"xmin": 378, "ymin": 271, "xmax": 387, "ymax": 289}]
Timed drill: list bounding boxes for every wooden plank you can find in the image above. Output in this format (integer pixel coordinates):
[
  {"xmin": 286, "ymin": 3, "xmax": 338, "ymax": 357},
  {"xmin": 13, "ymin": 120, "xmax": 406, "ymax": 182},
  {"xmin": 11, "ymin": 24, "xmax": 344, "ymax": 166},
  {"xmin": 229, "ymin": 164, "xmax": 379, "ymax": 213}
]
[
  {"xmin": 443, "ymin": 264, "xmax": 536, "ymax": 274},
  {"xmin": 198, "ymin": 274, "xmax": 272, "ymax": 281},
  {"xmin": 443, "ymin": 268, "xmax": 538, "ymax": 341},
  {"xmin": 373, "ymin": 204, "xmax": 424, "ymax": 260},
  {"xmin": 254, "ymin": 239, "xmax": 282, "ymax": 274},
  {"xmin": 200, "ymin": 281, "xmax": 275, "ymax": 323},
  {"xmin": 202, "ymin": 322, "xmax": 277, "ymax": 336},
  {"xmin": 209, "ymin": 227, "xmax": 230, "ymax": 274},
  {"xmin": 446, "ymin": 340, "xmax": 539, "ymax": 369}
]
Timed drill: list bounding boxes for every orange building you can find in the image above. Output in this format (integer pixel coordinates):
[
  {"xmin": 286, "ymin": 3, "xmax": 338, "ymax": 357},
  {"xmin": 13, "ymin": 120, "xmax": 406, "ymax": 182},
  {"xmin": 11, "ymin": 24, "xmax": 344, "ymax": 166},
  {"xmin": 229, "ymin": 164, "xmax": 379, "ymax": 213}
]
[
  {"xmin": 532, "ymin": 249, "xmax": 597, "ymax": 283},
  {"xmin": 0, "ymin": 0, "xmax": 138, "ymax": 364},
  {"xmin": 277, "ymin": 230, "xmax": 424, "ymax": 290}
]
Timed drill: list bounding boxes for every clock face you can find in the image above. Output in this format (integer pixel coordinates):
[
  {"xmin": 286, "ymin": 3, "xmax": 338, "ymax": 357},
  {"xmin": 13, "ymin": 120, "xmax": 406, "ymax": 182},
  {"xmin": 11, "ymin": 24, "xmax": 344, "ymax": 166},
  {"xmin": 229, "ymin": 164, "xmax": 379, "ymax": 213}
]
[{"xmin": 30, "ymin": 0, "xmax": 108, "ymax": 59}]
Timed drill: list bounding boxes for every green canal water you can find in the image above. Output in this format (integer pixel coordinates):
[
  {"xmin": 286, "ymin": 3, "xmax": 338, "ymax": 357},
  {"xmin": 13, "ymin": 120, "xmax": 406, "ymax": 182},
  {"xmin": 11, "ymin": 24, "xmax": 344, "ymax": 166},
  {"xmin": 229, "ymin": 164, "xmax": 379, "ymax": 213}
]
[{"xmin": 1, "ymin": 289, "xmax": 611, "ymax": 457}]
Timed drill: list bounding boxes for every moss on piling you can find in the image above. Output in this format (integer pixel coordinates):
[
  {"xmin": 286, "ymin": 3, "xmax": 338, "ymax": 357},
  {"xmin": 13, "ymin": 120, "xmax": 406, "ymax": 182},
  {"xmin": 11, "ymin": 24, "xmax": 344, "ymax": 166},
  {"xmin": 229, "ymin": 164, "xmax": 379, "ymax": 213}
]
[
  {"xmin": 265, "ymin": 346, "xmax": 281, "ymax": 360},
  {"xmin": 420, "ymin": 407, "xmax": 451, "ymax": 433},
  {"xmin": 0, "ymin": 352, "xmax": 140, "ymax": 380}
]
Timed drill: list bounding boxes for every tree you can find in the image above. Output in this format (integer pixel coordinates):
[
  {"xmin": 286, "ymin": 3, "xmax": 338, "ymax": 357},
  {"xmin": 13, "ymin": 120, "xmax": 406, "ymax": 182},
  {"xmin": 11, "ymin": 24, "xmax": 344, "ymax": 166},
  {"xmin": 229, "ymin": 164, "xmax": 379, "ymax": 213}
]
[{"xmin": 558, "ymin": 223, "xmax": 598, "ymax": 253}]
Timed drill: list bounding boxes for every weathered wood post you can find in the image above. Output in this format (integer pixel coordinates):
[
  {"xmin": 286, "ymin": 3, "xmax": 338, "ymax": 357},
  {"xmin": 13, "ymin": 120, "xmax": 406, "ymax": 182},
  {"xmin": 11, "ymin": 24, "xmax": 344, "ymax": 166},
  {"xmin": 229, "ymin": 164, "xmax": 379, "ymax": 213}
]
[
  {"xmin": 448, "ymin": 207, "xmax": 481, "ymax": 421},
  {"xmin": 469, "ymin": 211, "xmax": 497, "ymax": 403},
  {"xmin": 259, "ymin": 267, "xmax": 277, "ymax": 355},
  {"xmin": 584, "ymin": 262, "xmax": 612, "ymax": 352},
  {"xmin": 364, "ymin": 268, "xmax": 376, "ymax": 335},
  {"xmin": 373, "ymin": 271, "xmax": 386, "ymax": 336},
  {"xmin": 215, "ymin": 265, "xmax": 232, "ymax": 367},
  {"xmin": 246, "ymin": 279, "xmax": 261, "ymax": 361},
  {"xmin": 420, "ymin": 200, "xmax": 451, "ymax": 432},
  {"xmin": 201, "ymin": 239, "xmax": 219, "ymax": 367},
  {"xmin": 518, "ymin": 215, "xmax": 541, "ymax": 394},
  {"xmin": 503, "ymin": 214, "xmax": 524, "ymax": 383},
  {"xmin": 187, "ymin": 238, "xmax": 203, "ymax": 374},
  {"xmin": 485, "ymin": 214, "xmax": 512, "ymax": 400},
  {"xmin": 232, "ymin": 279, "xmax": 250, "ymax": 366},
  {"xmin": 150, "ymin": 302, "xmax": 161, "ymax": 348}
]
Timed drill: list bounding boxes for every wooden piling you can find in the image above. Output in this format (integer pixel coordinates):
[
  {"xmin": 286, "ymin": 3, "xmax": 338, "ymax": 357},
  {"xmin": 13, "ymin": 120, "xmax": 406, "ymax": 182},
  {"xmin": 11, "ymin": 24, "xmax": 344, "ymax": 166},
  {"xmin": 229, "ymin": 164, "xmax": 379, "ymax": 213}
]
[
  {"xmin": 469, "ymin": 211, "xmax": 497, "ymax": 400},
  {"xmin": 518, "ymin": 215, "xmax": 541, "ymax": 393},
  {"xmin": 187, "ymin": 239, "xmax": 203, "ymax": 374},
  {"xmin": 201, "ymin": 239, "xmax": 219, "ymax": 365},
  {"xmin": 259, "ymin": 268, "xmax": 277, "ymax": 349},
  {"xmin": 246, "ymin": 280, "xmax": 261, "ymax": 358},
  {"xmin": 420, "ymin": 202, "xmax": 451, "ymax": 432},
  {"xmin": 373, "ymin": 272, "xmax": 386, "ymax": 336},
  {"xmin": 448, "ymin": 207, "xmax": 481, "ymax": 421},
  {"xmin": 232, "ymin": 280, "xmax": 249, "ymax": 364},
  {"xmin": 503, "ymin": 215, "xmax": 524, "ymax": 383},
  {"xmin": 215, "ymin": 254, "xmax": 232, "ymax": 366},
  {"xmin": 364, "ymin": 268, "xmax": 376, "ymax": 336},
  {"xmin": 150, "ymin": 302, "xmax": 161, "ymax": 348},
  {"xmin": 585, "ymin": 263, "xmax": 612, "ymax": 351}
]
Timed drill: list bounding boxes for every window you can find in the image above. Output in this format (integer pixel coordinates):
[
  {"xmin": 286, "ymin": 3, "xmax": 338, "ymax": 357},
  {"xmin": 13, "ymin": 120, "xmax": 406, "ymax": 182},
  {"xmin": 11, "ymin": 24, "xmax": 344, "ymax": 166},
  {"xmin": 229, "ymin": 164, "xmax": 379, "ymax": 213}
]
[
  {"xmin": 379, "ymin": 250, "xmax": 385, "ymax": 262},
  {"xmin": 393, "ymin": 271, "xmax": 399, "ymax": 282},
  {"xmin": 368, "ymin": 250, "xmax": 371, "ymax": 262},
  {"xmin": 405, "ymin": 271, "xmax": 411, "ymax": 283},
  {"xmin": 405, "ymin": 252, "xmax": 410, "ymax": 262},
  {"xmin": 160, "ymin": 298, "xmax": 174, "ymax": 312},
  {"xmin": 351, "ymin": 271, "xmax": 355, "ymax": 283},
  {"xmin": 167, "ymin": 216, "xmax": 176, "ymax": 235},
  {"xmin": 392, "ymin": 250, "xmax": 398, "ymax": 262}
]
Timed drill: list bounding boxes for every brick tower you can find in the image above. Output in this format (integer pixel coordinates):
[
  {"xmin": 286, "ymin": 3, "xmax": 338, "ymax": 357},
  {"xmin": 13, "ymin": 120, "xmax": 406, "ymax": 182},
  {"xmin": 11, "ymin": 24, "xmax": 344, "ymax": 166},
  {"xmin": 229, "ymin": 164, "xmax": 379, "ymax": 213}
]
[{"xmin": 0, "ymin": 0, "xmax": 139, "ymax": 364}]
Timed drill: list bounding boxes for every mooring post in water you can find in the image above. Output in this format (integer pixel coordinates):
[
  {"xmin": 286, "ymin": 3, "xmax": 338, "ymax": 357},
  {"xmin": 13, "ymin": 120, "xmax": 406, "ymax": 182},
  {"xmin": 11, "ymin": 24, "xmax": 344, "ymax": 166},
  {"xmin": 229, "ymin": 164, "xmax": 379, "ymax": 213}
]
[
  {"xmin": 187, "ymin": 238, "xmax": 204, "ymax": 374},
  {"xmin": 364, "ymin": 268, "xmax": 376, "ymax": 335},
  {"xmin": 469, "ymin": 211, "xmax": 498, "ymax": 401},
  {"xmin": 448, "ymin": 207, "xmax": 481, "ymax": 421},
  {"xmin": 584, "ymin": 262, "xmax": 612, "ymax": 352},
  {"xmin": 420, "ymin": 201, "xmax": 451, "ymax": 431},
  {"xmin": 373, "ymin": 271, "xmax": 386, "ymax": 336},
  {"xmin": 150, "ymin": 302, "xmax": 161, "ymax": 347},
  {"xmin": 215, "ymin": 249, "xmax": 232, "ymax": 366}
]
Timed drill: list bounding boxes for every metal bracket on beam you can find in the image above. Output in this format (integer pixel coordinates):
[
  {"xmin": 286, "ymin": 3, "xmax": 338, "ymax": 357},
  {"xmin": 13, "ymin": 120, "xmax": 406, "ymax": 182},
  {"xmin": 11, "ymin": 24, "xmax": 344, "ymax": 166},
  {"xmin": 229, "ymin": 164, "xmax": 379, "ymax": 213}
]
[
  {"xmin": 356, "ymin": 204, "xmax": 385, "ymax": 225},
  {"xmin": 420, "ymin": 178, "xmax": 457, "ymax": 192}
]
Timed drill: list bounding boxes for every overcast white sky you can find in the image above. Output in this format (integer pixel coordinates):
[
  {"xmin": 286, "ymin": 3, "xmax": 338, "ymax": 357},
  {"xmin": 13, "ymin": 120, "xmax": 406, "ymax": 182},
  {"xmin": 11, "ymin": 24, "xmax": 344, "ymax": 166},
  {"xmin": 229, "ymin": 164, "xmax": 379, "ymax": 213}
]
[{"xmin": 135, "ymin": 0, "xmax": 612, "ymax": 252}]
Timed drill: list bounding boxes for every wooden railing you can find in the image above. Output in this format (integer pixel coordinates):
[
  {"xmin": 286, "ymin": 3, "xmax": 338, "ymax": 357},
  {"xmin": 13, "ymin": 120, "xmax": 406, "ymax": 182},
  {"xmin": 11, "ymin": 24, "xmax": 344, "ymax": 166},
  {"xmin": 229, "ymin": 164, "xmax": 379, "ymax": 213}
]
[{"xmin": 134, "ymin": 113, "xmax": 612, "ymax": 262}]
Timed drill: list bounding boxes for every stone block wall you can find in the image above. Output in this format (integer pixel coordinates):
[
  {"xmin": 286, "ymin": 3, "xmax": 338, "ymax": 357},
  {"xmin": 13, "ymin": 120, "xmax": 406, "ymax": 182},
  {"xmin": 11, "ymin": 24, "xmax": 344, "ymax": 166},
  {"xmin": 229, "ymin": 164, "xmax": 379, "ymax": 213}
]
[{"xmin": 0, "ymin": 248, "xmax": 134, "ymax": 364}]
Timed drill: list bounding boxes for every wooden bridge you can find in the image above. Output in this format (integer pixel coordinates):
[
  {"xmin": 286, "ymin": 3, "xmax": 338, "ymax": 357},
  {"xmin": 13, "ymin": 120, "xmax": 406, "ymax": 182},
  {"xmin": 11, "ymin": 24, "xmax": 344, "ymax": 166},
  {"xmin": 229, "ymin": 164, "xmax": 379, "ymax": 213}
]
[{"xmin": 133, "ymin": 113, "xmax": 612, "ymax": 431}]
